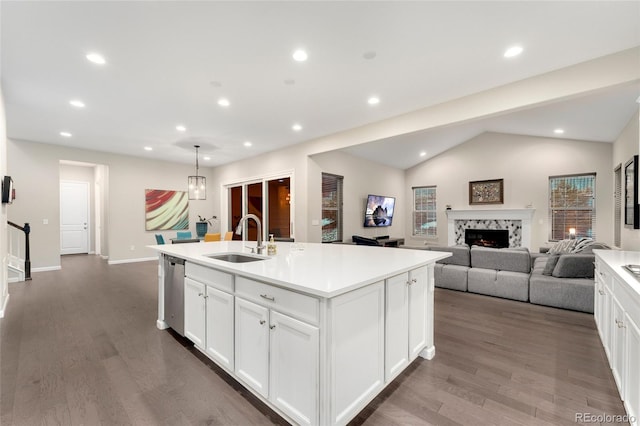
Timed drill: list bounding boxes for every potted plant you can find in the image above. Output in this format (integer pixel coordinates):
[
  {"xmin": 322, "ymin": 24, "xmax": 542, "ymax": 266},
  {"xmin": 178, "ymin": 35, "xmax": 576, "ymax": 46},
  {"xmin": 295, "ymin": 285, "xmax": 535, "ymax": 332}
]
[{"xmin": 196, "ymin": 215, "xmax": 217, "ymax": 238}]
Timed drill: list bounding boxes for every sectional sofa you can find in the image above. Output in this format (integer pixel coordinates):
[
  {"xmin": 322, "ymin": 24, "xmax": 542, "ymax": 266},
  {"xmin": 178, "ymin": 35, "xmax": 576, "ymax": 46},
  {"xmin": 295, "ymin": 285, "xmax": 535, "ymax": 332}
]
[{"xmin": 427, "ymin": 243, "xmax": 604, "ymax": 313}]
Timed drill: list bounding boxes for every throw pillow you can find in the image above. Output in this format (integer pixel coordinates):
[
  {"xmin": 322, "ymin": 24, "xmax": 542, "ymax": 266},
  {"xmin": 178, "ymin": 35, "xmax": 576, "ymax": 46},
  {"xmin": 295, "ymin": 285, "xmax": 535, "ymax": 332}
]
[
  {"xmin": 551, "ymin": 254, "xmax": 595, "ymax": 279},
  {"xmin": 548, "ymin": 239, "xmax": 577, "ymax": 254},
  {"xmin": 542, "ymin": 254, "xmax": 561, "ymax": 275}
]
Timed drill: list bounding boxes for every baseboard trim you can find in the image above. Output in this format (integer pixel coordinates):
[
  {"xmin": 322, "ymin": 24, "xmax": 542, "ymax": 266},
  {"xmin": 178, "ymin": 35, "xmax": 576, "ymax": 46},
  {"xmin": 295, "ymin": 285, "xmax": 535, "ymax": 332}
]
[
  {"xmin": 32, "ymin": 266, "xmax": 62, "ymax": 273},
  {"xmin": 0, "ymin": 294, "xmax": 10, "ymax": 318},
  {"xmin": 108, "ymin": 257, "xmax": 157, "ymax": 265}
]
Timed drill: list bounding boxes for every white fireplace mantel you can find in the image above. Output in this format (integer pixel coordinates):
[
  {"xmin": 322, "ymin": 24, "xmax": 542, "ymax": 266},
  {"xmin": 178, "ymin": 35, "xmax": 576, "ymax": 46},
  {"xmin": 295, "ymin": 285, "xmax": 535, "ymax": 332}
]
[{"xmin": 446, "ymin": 208, "xmax": 536, "ymax": 248}]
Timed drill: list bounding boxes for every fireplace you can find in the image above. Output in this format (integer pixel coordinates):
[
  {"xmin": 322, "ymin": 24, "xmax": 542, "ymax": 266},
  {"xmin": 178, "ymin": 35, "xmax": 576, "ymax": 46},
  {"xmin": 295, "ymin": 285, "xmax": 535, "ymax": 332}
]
[{"xmin": 465, "ymin": 229, "xmax": 509, "ymax": 248}]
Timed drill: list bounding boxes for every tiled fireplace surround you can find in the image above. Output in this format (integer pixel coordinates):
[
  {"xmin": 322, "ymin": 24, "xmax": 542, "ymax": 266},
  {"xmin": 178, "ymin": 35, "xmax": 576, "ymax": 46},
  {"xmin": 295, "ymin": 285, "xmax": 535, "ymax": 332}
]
[{"xmin": 446, "ymin": 209, "xmax": 536, "ymax": 249}]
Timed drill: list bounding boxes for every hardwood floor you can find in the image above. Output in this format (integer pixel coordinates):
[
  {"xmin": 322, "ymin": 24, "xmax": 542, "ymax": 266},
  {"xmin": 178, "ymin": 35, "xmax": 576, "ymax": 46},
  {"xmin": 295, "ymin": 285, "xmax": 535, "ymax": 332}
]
[{"xmin": 0, "ymin": 255, "xmax": 628, "ymax": 425}]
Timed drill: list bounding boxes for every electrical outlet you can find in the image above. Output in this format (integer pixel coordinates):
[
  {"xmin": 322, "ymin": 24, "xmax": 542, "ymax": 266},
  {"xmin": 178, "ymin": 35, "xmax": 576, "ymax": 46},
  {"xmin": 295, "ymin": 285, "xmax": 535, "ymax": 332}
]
[
  {"xmin": 43, "ymin": 219, "xmax": 48, "ymax": 225},
  {"xmin": 130, "ymin": 245, "xmax": 135, "ymax": 251}
]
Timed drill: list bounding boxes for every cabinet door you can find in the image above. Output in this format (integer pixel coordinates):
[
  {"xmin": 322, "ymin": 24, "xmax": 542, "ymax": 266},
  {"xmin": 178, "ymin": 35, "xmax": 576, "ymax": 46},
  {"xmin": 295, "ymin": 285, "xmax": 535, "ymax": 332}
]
[
  {"xmin": 594, "ymin": 269, "xmax": 605, "ymax": 332},
  {"xmin": 270, "ymin": 311, "xmax": 319, "ymax": 426},
  {"xmin": 611, "ymin": 297, "xmax": 626, "ymax": 397},
  {"xmin": 625, "ymin": 313, "xmax": 640, "ymax": 421},
  {"xmin": 206, "ymin": 286, "xmax": 234, "ymax": 371},
  {"xmin": 235, "ymin": 297, "xmax": 269, "ymax": 398},
  {"xmin": 184, "ymin": 278, "xmax": 206, "ymax": 348},
  {"xmin": 385, "ymin": 272, "xmax": 409, "ymax": 382},
  {"xmin": 408, "ymin": 266, "xmax": 429, "ymax": 360}
]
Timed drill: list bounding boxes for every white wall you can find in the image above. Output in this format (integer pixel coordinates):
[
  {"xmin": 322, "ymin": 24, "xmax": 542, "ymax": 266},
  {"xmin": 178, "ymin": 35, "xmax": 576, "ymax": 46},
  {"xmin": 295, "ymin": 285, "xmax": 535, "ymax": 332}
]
[
  {"xmin": 613, "ymin": 110, "xmax": 640, "ymax": 250},
  {"xmin": 0, "ymin": 87, "xmax": 9, "ymax": 317},
  {"xmin": 308, "ymin": 151, "xmax": 405, "ymax": 242},
  {"xmin": 7, "ymin": 139, "xmax": 216, "ymax": 268},
  {"xmin": 404, "ymin": 132, "xmax": 614, "ymax": 250}
]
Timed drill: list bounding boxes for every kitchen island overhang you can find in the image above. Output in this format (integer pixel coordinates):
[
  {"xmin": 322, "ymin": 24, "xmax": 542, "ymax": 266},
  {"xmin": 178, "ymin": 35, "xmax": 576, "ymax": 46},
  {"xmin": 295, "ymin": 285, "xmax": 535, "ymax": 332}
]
[{"xmin": 149, "ymin": 241, "xmax": 451, "ymax": 426}]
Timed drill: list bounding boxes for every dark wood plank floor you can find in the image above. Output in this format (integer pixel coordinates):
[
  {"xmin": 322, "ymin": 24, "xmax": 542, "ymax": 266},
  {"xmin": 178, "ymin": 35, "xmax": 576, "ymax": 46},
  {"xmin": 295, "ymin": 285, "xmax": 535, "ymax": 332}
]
[{"xmin": 0, "ymin": 255, "xmax": 628, "ymax": 425}]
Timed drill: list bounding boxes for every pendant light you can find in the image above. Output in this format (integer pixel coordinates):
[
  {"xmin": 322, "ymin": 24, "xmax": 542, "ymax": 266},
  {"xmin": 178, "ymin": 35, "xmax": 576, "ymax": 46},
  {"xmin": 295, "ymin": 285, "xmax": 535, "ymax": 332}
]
[{"xmin": 188, "ymin": 145, "xmax": 206, "ymax": 200}]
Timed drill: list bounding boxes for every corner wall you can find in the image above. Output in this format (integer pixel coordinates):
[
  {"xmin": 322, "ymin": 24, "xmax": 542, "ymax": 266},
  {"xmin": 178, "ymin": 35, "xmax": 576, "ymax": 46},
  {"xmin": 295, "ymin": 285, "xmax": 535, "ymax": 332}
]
[
  {"xmin": 613, "ymin": 110, "xmax": 640, "ymax": 250},
  {"xmin": 0, "ymin": 87, "xmax": 9, "ymax": 317},
  {"xmin": 404, "ymin": 132, "xmax": 614, "ymax": 250},
  {"xmin": 7, "ymin": 139, "xmax": 216, "ymax": 268}
]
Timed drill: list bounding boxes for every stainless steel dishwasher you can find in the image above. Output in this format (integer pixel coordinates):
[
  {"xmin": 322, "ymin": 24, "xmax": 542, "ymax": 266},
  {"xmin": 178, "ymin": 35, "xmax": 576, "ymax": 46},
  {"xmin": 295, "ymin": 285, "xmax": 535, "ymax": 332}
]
[{"xmin": 164, "ymin": 254, "xmax": 185, "ymax": 336}]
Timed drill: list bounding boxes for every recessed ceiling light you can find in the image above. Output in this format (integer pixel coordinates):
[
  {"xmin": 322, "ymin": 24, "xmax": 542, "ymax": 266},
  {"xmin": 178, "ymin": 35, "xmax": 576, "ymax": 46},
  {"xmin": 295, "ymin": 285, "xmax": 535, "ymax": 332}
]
[
  {"xmin": 203, "ymin": 156, "xmax": 211, "ymax": 161},
  {"xmin": 284, "ymin": 79, "xmax": 296, "ymax": 86},
  {"xmin": 144, "ymin": 146, "xmax": 153, "ymax": 151},
  {"xmin": 292, "ymin": 49, "xmax": 308, "ymax": 62},
  {"xmin": 86, "ymin": 52, "xmax": 106, "ymax": 65},
  {"xmin": 420, "ymin": 151, "xmax": 427, "ymax": 157},
  {"xmin": 210, "ymin": 81, "xmax": 222, "ymax": 87},
  {"xmin": 363, "ymin": 51, "xmax": 377, "ymax": 60},
  {"xmin": 59, "ymin": 131, "xmax": 72, "ymax": 138},
  {"xmin": 218, "ymin": 98, "xmax": 230, "ymax": 107},
  {"xmin": 243, "ymin": 141, "xmax": 252, "ymax": 147},
  {"xmin": 176, "ymin": 125, "xmax": 186, "ymax": 132},
  {"xmin": 69, "ymin": 99, "xmax": 85, "ymax": 108},
  {"xmin": 368, "ymin": 96, "xmax": 380, "ymax": 105},
  {"xmin": 504, "ymin": 45, "xmax": 523, "ymax": 58},
  {"xmin": 554, "ymin": 128, "xmax": 565, "ymax": 135},
  {"xmin": 292, "ymin": 123, "xmax": 303, "ymax": 132}
]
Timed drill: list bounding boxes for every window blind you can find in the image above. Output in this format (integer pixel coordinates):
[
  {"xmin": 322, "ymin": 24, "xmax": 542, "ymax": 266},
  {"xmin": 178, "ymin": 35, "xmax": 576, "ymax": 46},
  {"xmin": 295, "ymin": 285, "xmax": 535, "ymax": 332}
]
[
  {"xmin": 321, "ymin": 173, "xmax": 343, "ymax": 243},
  {"xmin": 548, "ymin": 173, "xmax": 596, "ymax": 241},
  {"xmin": 413, "ymin": 186, "xmax": 437, "ymax": 237}
]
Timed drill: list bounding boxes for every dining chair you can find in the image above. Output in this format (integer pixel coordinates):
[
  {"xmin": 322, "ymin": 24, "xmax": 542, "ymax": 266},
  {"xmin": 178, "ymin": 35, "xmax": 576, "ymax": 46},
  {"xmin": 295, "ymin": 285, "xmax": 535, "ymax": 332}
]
[
  {"xmin": 155, "ymin": 234, "xmax": 165, "ymax": 244},
  {"xmin": 177, "ymin": 231, "xmax": 192, "ymax": 239},
  {"xmin": 204, "ymin": 233, "xmax": 221, "ymax": 242}
]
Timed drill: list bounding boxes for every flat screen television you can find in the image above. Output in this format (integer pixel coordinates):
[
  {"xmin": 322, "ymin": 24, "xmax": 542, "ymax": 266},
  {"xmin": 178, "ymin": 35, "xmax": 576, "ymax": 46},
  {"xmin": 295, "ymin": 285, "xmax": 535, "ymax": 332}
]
[{"xmin": 363, "ymin": 194, "xmax": 395, "ymax": 227}]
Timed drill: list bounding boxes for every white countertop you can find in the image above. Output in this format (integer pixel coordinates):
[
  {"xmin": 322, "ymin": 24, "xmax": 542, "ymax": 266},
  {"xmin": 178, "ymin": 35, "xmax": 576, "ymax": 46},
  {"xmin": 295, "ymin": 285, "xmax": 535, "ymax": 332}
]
[
  {"xmin": 149, "ymin": 241, "xmax": 451, "ymax": 298},
  {"xmin": 594, "ymin": 249, "xmax": 640, "ymax": 297}
]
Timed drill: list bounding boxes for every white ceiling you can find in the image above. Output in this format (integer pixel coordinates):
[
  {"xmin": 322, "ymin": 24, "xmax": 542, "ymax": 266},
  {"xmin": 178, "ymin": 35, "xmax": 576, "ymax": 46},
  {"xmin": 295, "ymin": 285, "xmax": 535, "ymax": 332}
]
[{"xmin": 2, "ymin": 1, "xmax": 640, "ymax": 169}]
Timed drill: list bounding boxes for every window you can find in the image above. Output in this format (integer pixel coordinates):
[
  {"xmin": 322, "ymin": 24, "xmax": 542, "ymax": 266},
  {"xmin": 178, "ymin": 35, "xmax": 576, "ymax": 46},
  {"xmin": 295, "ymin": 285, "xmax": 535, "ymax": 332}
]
[
  {"xmin": 413, "ymin": 186, "xmax": 437, "ymax": 237},
  {"xmin": 322, "ymin": 173, "xmax": 343, "ymax": 243},
  {"xmin": 549, "ymin": 173, "xmax": 596, "ymax": 241}
]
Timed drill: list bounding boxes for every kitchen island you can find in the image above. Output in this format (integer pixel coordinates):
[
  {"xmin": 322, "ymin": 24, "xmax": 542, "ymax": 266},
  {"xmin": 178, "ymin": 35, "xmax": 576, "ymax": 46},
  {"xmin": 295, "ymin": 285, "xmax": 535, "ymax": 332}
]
[{"xmin": 150, "ymin": 241, "xmax": 450, "ymax": 426}]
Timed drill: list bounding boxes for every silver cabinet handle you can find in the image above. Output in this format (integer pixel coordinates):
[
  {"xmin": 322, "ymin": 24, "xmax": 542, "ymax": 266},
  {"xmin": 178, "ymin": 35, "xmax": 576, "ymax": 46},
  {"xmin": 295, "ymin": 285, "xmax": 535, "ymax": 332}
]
[
  {"xmin": 259, "ymin": 320, "xmax": 266, "ymax": 325},
  {"xmin": 598, "ymin": 290, "xmax": 605, "ymax": 295},
  {"xmin": 270, "ymin": 324, "xmax": 276, "ymax": 330},
  {"xmin": 260, "ymin": 294, "xmax": 275, "ymax": 301},
  {"xmin": 616, "ymin": 319, "xmax": 625, "ymax": 328},
  {"xmin": 198, "ymin": 293, "xmax": 203, "ymax": 297}
]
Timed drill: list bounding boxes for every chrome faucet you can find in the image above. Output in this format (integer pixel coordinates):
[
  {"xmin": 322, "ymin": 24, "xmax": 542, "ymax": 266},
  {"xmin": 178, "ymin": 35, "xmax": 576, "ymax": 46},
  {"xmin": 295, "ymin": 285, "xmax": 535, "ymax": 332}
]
[{"xmin": 235, "ymin": 214, "xmax": 265, "ymax": 254}]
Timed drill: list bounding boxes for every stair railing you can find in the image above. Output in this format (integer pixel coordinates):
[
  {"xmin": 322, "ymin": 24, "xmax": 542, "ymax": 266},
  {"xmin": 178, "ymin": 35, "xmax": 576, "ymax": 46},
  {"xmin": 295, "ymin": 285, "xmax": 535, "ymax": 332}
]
[{"xmin": 8, "ymin": 221, "xmax": 31, "ymax": 281}]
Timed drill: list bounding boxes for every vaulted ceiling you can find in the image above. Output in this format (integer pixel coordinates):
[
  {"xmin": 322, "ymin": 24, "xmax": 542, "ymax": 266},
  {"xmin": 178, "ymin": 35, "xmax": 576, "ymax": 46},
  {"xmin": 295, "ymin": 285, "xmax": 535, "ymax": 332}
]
[{"xmin": 2, "ymin": 1, "xmax": 639, "ymax": 169}]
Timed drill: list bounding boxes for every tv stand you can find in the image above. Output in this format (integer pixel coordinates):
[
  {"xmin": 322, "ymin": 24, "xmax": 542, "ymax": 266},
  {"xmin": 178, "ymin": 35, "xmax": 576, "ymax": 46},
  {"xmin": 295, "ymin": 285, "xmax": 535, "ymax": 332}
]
[{"xmin": 376, "ymin": 237, "xmax": 404, "ymax": 247}]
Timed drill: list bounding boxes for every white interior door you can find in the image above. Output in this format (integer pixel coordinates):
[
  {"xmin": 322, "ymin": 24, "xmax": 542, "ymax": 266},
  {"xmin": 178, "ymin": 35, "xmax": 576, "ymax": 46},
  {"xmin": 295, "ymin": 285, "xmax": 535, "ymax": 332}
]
[{"xmin": 60, "ymin": 181, "xmax": 89, "ymax": 255}]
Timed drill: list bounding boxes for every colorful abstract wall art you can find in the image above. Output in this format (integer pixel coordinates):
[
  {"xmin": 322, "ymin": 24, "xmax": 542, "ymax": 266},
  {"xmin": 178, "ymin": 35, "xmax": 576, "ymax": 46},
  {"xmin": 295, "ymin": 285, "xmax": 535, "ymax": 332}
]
[{"xmin": 145, "ymin": 189, "xmax": 189, "ymax": 231}]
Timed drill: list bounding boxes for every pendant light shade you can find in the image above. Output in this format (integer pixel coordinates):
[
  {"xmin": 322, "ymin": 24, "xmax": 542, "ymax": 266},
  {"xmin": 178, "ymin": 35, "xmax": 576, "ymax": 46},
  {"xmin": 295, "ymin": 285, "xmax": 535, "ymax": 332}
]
[{"xmin": 188, "ymin": 145, "xmax": 206, "ymax": 200}]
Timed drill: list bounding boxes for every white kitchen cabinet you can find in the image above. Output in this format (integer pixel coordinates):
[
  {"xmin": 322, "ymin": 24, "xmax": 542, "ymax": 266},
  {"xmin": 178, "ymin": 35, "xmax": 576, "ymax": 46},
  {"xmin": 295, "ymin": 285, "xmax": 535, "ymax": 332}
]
[
  {"xmin": 611, "ymin": 296, "xmax": 626, "ymax": 395},
  {"xmin": 625, "ymin": 312, "xmax": 640, "ymax": 422},
  {"xmin": 235, "ymin": 293, "xmax": 319, "ymax": 425},
  {"xmin": 184, "ymin": 266, "xmax": 235, "ymax": 372},
  {"xmin": 594, "ymin": 252, "xmax": 640, "ymax": 424},
  {"xmin": 205, "ymin": 286, "xmax": 234, "ymax": 371},
  {"xmin": 270, "ymin": 310, "xmax": 319, "ymax": 426},
  {"xmin": 385, "ymin": 272, "xmax": 409, "ymax": 382},
  {"xmin": 385, "ymin": 266, "xmax": 430, "ymax": 382},
  {"xmin": 408, "ymin": 266, "xmax": 429, "ymax": 360},
  {"xmin": 235, "ymin": 297, "xmax": 270, "ymax": 398},
  {"xmin": 184, "ymin": 277, "xmax": 206, "ymax": 348}
]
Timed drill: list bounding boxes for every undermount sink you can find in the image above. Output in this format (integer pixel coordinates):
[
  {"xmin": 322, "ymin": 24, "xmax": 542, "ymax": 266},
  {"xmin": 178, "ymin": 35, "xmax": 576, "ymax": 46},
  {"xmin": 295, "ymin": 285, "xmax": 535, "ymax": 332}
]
[{"xmin": 204, "ymin": 253, "xmax": 267, "ymax": 263}]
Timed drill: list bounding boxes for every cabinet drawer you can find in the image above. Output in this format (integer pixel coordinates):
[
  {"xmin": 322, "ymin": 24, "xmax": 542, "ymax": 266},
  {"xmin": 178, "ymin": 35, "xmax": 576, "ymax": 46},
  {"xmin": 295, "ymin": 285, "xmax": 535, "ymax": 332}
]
[
  {"xmin": 236, "ymin": 277, "xmax": 319, "ymax": 324},
  {"xmin": 185, "ymin": 262, "xmax": 234, "ymax": 293}
]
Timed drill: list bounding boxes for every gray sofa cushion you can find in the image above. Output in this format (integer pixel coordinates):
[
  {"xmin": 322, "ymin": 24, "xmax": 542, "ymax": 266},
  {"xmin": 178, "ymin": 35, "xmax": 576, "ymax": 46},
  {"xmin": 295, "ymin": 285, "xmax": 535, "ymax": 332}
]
[
  {"xmin": 467, "ymin": 268, "xmax": 529, "ymax": 301},
  {"xmin": 428, "ymin": 245, "xmax": 470, "ymax": 267},
  {"xmin": 529, "ymin": 274, "xmax": 594, "ymax": 313},
  {"xmin": 542, "ymin": 254, "xmax": 561, "ymax": 275},
  {"xmin": 434, "ymin": 264, "xmax": 469, "ymax": 292},
  {"xmin": 552, "ymin": 254, "xmax": 595, "ymax": 278},
  {"xmin": 470, "ymin": 246, "xmax": 531, "ymax": 274}
]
